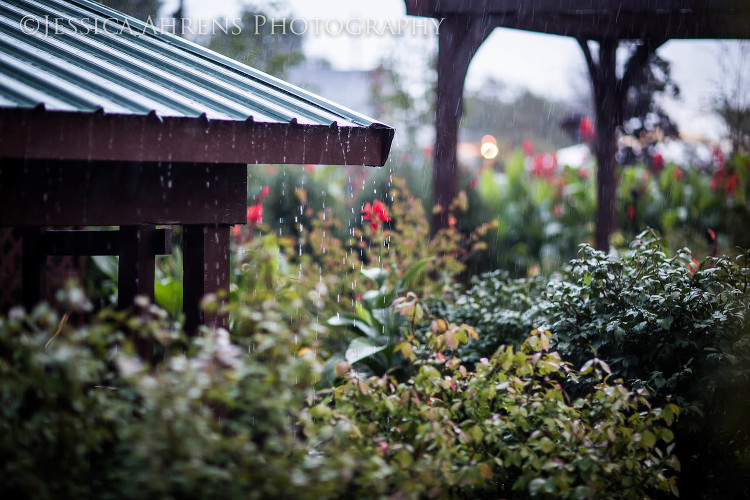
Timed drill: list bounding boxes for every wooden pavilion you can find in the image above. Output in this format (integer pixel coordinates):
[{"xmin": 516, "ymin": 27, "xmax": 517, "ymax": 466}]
[
  {"xmin": 405, "ymin": 0, "xmax": 750, "ymax": 248},
  {"xmin": 0, "ymin": 0, "xmax": 394, "ymax": 337}
]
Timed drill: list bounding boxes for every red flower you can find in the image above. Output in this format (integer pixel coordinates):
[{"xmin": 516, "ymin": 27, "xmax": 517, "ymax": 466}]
[
  {"xmin": 672, "ymin": 167, "xmax": 683, "ymax": 181},
  {"xmin": 470, "ymin": 178, "xmax": 478, "ymax": 189},
  {"xmin": 627, "ymin": 205, "xmax": 636, "ymax": 222},
  {"xmin": 651, "ymin": 153, "xmax": 664, "ymax": 173},
  {"xmin": 522, "ymin": 140, "xmax": 534, "ymax": 156},
  {"xmin": 234, "ymin": 185, "xmax": 269, "ymax": 242},
  {"xmin": 532, "ymin": 153, "xmax": 555, "ymax": 178},
  {"xmin": 579, "ymin": 117, "xmax": 595, "ymax": 142},
  {"xmin": 361, "ymin": 200, "xmax": 391, "ymax": 232},
  {"xmin": 247, "ymin": 204, "xmax": 263, "ymax": 225},
  {"xmin": 707, "ymin": 228, "xmax": 716, "ymax": 241}
]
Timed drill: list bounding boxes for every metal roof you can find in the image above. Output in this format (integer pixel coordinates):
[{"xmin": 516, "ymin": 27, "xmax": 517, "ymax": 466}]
[
  {"xmin": 405, "ymin": 0, "xmax": 750, "ymax": 39},
  {"xmin": 0, "ymin": 0, "xmax": 394, "ymax": 166}
]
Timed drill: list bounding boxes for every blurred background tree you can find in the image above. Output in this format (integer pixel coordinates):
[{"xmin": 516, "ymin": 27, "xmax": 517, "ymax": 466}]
[
  {"xmin": 713, "ymin": 42, "xmax": 750, "ymax": 154},
  {"xmin": 98, "ymin": 0, "xmax": 162, "ymax": 20},
  {"xmin": 206, "ymin": 2, "xmax": 304, "ymax": 78}
]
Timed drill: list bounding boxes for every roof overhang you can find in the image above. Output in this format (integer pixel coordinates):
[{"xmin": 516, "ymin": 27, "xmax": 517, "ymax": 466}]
[
  {"xmin": 0, "ymin": 0, "xmax": 394, "ymax": 167},
  {"xmin": 406, "ymin": 0, "xmax": 750, "ymax": 39},
  {"xmin": 0, "ymin": 107, "xmax": 394, "ymax": 166}
]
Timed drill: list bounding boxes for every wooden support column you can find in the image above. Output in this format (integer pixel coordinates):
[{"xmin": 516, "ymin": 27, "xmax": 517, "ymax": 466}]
[
  {"xmin": 118, "ymin": 225, "xmax": 158, "ymax": 361},
  {"xmin": 21, "ymin": 227, "xmax": 44, "ymax": 310},
  {"xmin": 579, "ymin": 38, "xmax": 620, "ymax": 250},
  {"xmin": 433, "ymin": 16, "xmax": 492, "ymax": 231},
  {"xmin": 593, "ymin": 39, "xmax": 619, "ymax": 251},
  {"xmin": 183, "ymin": 224, "xmax": 231, "ymax": 335},
  {"xmin": 118, "ymin": 225, "xmax": 157, "ymax": 309}
]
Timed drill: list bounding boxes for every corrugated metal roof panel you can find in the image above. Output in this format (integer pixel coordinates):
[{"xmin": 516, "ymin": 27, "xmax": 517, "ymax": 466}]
[{"xmin": 0, "ymin": 0, "xmax": 389, "ymax": 129}]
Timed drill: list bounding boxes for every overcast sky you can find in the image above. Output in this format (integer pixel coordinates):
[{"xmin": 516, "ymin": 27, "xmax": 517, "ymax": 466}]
[{"xmin": 164, "ymin": 0, "xmax": 741, "ymax": 141}]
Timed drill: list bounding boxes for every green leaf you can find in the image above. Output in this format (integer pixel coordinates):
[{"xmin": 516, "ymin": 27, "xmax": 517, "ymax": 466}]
[
  {"xmin": 320, "ymin": 355, "xmax": 346, "ymax": 388},
  {"xmin": 91, "ymin": 255, "xmax": 118, "ymax": 280},
  {"xmin": 371, "ymin": 308, "xmax": 394, "ymax": 330},
  {"xmin": 345, "ymin": 337, "xmax": 389, "ymax": 366},
  {"xmin": 398, "ymin": 257, "xmax": 433, "ymax": 290},
  {"xmin": 657, "ymin": 316, "xmax": 674, "ymax": 331},
  {"xmin": 155, "ymin": 278, "xmax": 182, "ymax": 317},
  {"xmin": 641, "ymin": 430, "xmax": 656, "ymax": 448},
  {"xmin": 328, "ymin": 315, "xmax": 379, "ymax": 339},
  {"xmin": 361, "ymin": 267, "xmax": 389, "ymax": 287}
]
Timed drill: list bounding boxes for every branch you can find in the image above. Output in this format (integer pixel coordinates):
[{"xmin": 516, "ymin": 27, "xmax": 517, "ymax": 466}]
[
  {"xmin": 577, "ymin": 38, "xmax": 598, "ymax": 82},
  {"xmin": 577, "ymin": 38, "xmax": 600, "ymax": 103},
  {"xmin": 620, "ymin": 38, "xmax": 669, "ymax": 102}
]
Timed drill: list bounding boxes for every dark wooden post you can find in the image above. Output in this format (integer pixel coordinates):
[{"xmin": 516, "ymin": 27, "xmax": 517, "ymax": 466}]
[
  {"xmin": 433, "ymin": 16, "xmax": 492, "ymax": 231},
  {"xmin": 21, "ymin": 227, "xmax": 44, "ymax": 310},
  {"xmin": 579, "ymin": 38, "xmax": 620, "ymax": 250},
  {"xmin": 579, "ymin": 38, "xmax": 666, "ymax": 250},
  {"xmin": 118, "ymin": 225, "xmax": 158, "ymax": 361},
  {"xmin": 118, "ymin": 225, "xmax": 157, "ymax": 309},
  {"xmin": 183, "ymin": 224, "xmax": 231, "ymax": 335},
  {"xmin": 593, "ymin": 39, "xmax": 619, "ymax": 251}
]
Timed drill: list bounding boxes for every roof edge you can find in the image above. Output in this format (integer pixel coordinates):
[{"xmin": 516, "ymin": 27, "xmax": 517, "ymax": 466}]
[{"xmin": 0, "ymin": 108, "xmax": 393, "ymax": 167}]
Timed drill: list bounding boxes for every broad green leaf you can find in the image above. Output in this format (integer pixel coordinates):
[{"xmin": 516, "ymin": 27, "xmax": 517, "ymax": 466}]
[
  {"xmin": 399, "ymin": 257, "xmax": 433, "ymax": 290},
  {"xmin": 155, "ymin": 277, "xmax": 182, "ymax": 317},
  {"xmin": 328, "ymin": 315, "xmax": 379, "ymax": 339},
  {"xmin": 92, "ymin": 255, "xmax": 118, "ymax": 280},
  {"xmin": 361, "ymin": 267, "xmax": 389, "ymax": 287},
  {"xmin": 345, "ymin": 337, "xmax": 389, "ymax": 366},
  {"xmin": 641, "ymin": 430, "xmax": 656, "ymax": 448}
]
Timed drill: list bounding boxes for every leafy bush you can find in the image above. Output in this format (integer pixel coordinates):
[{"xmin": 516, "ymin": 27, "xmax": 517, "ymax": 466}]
[
  {"xmin": 328, "ymin": 326, "xmax": 680, "ymax": 499},
  {"xmin": 1, "ymin": 290, "xmax": 679, "ymax": 499},
  {"xmin": 436, "ymin": 231, "xmax": 750, "ymax": 498},
  {"xmin": 430, "ymin": 270, "xmax": 548, "ymax": 366},
  {"xmin": 544, "ymin": 232, "xmax": 750, "ymax": 498}
]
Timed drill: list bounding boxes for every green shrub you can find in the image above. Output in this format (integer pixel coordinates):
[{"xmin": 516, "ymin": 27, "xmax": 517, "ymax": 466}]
[
  {"xmin": 430, "ymin": 270, "xmax": 548, "ymax": 365},
  {"xmin": 0, "ymin": 290, "xmax": 680, "ymax": 499},
  {"xmin": 328, "ymin": 326, "xmax": 680, "ymax": 499},
  {"xmin": 544, "ymin": 232, "xmax": 750, "ymax": 498},
  {"xmin": 437, "ymin": 231, "xmax": 750, "ymax": 498}
]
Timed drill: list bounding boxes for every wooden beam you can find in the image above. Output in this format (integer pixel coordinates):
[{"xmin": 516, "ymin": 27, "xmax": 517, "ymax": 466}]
[
  {"xmin": 0, "ymin": 109, "xmax": 394, "ymax": 167},
  {"xmin": 0, "ymin": 161, "xmax": 247, "ymax": 227},
  {"xmin": 40, "ymin": 228, "xmax": 172, "ymax": 256}
]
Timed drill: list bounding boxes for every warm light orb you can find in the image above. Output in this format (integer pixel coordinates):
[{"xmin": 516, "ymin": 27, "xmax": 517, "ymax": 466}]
[{"xmin": 480, "ymin": 135, "xmax": 499, "ymax": 160}]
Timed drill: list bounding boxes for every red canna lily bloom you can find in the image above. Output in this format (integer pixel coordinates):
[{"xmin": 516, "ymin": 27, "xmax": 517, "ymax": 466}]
[
  {"xmin": 361, "ymin": 200, "xmax": 391, "ymax": 232},
  {"xmin": 579, "ymin": 117, "xmax": 595, "ymax": 142},
  {"xmin": 247, "ymin": 203, "xmax": 263, "ymax": 225}
]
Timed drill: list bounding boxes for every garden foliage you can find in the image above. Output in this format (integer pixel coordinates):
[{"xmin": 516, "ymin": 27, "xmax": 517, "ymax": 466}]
[
  {"xmin": 436, "ymin": 231, "xmax": 750, "ymax": 498},
  {"xmin": 1, "ymin": 230, "xmax": 682, "ymax": 499}
]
